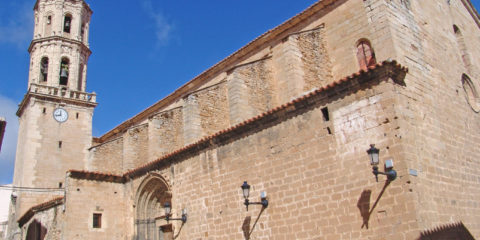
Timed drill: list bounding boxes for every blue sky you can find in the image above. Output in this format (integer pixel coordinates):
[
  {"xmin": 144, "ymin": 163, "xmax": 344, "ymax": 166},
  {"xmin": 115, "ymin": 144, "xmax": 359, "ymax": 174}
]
[{"xmin": 1, "ymin": 0, "xmax": 480, "ymax": 184}]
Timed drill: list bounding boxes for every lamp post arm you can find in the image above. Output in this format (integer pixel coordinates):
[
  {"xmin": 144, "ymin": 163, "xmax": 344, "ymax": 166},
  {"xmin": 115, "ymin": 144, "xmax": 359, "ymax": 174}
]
[
  {"xmin": 245, "ymin": 199, "xmax": 268, "ymax": 208},
  {"xmin": 165, "ymin": 214, "xmax": 187, "ymax": 223}
]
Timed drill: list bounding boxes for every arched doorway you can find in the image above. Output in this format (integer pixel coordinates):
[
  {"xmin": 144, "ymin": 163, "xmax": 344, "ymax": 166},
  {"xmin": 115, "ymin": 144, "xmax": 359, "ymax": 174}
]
[
  {"xmin": 135, "ymin": 174, "xmax": 172, "ymax": 240},
  {"xmin": 26, "ymin": 220, "xmax": 47, "ymax": 240}
]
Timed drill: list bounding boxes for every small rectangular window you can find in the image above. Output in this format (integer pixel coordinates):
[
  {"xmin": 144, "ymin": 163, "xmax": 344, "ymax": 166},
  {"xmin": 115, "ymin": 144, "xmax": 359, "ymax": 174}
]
[
  {"xmin": 321, "ymin": 107, "xmax": 330, "ymax": 122},
  {"xmin": 93, "ymin": 213, "xmax": 102, "ymax": 228},
  {"xmin": 58, "ymin": 141, "xmax": 62, "ymax": 148}
]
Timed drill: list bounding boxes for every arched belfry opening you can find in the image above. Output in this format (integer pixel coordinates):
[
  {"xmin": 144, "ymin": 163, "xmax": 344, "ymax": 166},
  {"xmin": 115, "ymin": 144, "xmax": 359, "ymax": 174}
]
[
  {"xmin": 135, "ymin": 174, "xmax": 173, "ymax": 240},
  {"xmin": 59, "ymin": 57, "xmax": 70, "ymax": 86}
]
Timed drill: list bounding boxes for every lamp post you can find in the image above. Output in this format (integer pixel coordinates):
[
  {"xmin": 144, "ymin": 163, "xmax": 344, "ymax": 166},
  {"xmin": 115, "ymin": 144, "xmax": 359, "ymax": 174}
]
[
  {"xmin": 164, "ymin": 202, "xmax": 187, "ymax": 223},
  {"xmin": 367, "ymin": 144, "xmax": 397, "ymax": 182},
  {"xmin": 241, "ymin": 181, "xmax": 268, "ymax": 211}
]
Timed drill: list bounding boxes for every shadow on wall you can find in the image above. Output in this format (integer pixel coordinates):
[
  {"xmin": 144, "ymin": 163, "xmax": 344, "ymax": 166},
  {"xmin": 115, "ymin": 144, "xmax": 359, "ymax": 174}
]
[
  {"xmin": 357, "ymin": 180, "xmax": 391, "ymax": 229},
  {"xmin": 417, "ymin": 222, "xmax": 476, "ymax": 240},
  {"xmin": 241, "ymin": 207, "xmax": 266, "ymax": 240}
]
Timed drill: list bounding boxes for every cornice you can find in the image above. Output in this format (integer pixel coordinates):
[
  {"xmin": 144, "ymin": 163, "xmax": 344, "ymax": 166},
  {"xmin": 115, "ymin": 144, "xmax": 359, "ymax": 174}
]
[
  {"xmin": 34, "ymin": 0, "xmax": 93, "ymax": 14},
  {"xmin": 16, "ymin": 91, "xmax": 97, "ymax": 117},
  {"xmin": 461, "ymin": 0, "xmax": 480, "ymax": 29},
  {"xmin": 28, "ymin": 36, "xmax": 91, "ymax": 55}
]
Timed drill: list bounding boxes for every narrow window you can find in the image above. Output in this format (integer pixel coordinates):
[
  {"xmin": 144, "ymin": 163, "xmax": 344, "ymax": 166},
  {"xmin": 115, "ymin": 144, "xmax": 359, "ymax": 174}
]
[
  {"xmin": 60, "ymin": 58, "xmax": 69, "ymax": 85},
  {"xmin": 453, "ymin": 25, "xmax": 472, "ymax": 70},
  {"xmin": 76, "ymin": 113, "xmax": 79, "ymax": 119},
  {"xmin": 58, "ymin": 182, "xmax": 63, "ymax": 188},
  {"xmin": 40, "ymin": 57, "xmax": 49, "ymax": 82},
  {"xmin": 64, "ymin": 15, "xmax": 72, "ymax": 33},
  {"xmin": 321, "ymin": 107, "xmax": 330, "ymax": 122},
  {"xmin": 81, "ymin": 23, "xmax": 86, "ymax": 41},
  {"xmin": 58, "ymin": 141, "xmax": 62, "ymax": 148},
  {"xmin": 356, "ymin": 39, "xmax": 376, "ymax": 71},
  {"xmin": 93, "ymin": 213, "xmax": 102, "ymax": 228},
  {"xmin": 45, "ymin": 15, "xmax": 53, "ymax": 37},
  {"xmin": 42, "ymin": 108, "xmax": 46, "ymax": 114}
]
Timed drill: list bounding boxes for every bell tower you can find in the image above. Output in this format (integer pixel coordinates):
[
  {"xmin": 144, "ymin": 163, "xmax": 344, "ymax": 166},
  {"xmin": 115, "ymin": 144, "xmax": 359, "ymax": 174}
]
[{"xmin": 9, "ymin": 0, "xmax": 96, "ymax": 228}]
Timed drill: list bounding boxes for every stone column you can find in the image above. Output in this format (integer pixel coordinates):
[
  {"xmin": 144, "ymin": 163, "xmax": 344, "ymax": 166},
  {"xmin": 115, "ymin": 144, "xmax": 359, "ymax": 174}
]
[
  {"xmin": 183, "ymin": 94, "xmax": 202, "ymax": 145},
  {"xmin": 273, "ymin": 35, "xmax": 305, "ymax": 103},
  {"xmin": 227, "ymin": 71, "xmax": 251, "ymax": 125}
]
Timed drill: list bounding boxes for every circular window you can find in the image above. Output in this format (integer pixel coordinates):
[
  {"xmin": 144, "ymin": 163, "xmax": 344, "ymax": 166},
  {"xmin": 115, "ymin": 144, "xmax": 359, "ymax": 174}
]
[{"xmin": 462, "ymin": 74, "xmax": 480, "ymax": 112}]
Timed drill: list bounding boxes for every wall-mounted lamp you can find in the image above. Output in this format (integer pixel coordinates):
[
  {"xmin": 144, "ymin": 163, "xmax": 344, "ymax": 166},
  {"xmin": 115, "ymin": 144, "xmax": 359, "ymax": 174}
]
[
  {"xmin": 241, "ymin": 181, "xmax": 268, "ymax": 211},
  {"xmin": 367, "ymin": 144, "xmax": 397, "ymax": 182},
  {"xmin": 164, "ymin": 202, "xmax": 187, "ymax": 223}
]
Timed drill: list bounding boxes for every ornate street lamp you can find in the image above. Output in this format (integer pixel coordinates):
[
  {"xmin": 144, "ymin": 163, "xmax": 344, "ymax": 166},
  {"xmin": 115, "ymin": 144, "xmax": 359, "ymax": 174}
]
[
  {"xmin": 367, "ymin": 144, "xmax": 397, "ymax": 182},
  {"xmin": 164, "ymin": 202, "xmax": 187, "ymax": 223},
  {"xmin": 241, "ymin": 181, "xmax": 268, "ymax": 211}
]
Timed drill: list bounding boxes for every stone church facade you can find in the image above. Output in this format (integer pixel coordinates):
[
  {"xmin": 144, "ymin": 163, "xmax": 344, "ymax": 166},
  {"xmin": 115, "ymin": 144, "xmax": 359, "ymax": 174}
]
[{"xmin": 7, "ymin": 0, "xmax": 480, "ymax": 239}]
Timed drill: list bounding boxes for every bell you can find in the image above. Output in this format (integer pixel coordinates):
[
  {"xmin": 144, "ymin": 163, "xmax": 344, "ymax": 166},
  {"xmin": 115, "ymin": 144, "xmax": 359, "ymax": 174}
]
[{"xmin": 60, "ymin": 68, "xmax": 68, "ymax": 78}]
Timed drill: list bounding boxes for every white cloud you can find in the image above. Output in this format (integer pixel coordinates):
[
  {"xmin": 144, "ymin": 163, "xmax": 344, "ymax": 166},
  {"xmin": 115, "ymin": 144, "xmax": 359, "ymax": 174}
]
[
  {"xmin": 0, "ymin": 1, "xmax": 33, "ymax": 49},
  {"xmin": 141, "ymin": 0, "xmax": 174, "ymax": 46},
  {"xmin": 0, "ymin": 95, "xmax": 19, "ymax": 185}
]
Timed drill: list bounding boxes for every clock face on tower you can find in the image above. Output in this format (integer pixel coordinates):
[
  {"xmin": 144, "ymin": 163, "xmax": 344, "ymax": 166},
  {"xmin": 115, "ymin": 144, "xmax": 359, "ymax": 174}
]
[{"xmin": 53, "ymin": 108, "xmax": 68, "ymax": 123}]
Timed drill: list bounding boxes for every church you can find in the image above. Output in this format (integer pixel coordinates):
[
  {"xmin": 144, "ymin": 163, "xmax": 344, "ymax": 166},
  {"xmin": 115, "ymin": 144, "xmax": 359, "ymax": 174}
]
[{"xmin": 6, "ymin": 0, "xmax": 480, "ymax": 239}]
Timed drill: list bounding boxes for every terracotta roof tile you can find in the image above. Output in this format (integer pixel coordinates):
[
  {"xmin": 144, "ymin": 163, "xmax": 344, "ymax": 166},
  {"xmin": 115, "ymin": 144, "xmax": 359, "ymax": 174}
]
[{"xmin": 18, "ymin": 197, "xmax": 64, "ymax": 226}]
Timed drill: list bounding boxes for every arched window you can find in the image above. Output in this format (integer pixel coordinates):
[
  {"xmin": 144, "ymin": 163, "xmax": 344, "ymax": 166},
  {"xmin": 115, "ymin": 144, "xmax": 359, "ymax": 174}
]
[
  {"xmin": 453, "ymin": 25, "xmax": 471, "ymax": 70},
  {"xmin": 356, "ymin": 39, "xmax": 376, "ymax": 71},
  {"xmin": 462, "ymin": 74, "xmax": 480, "ymax": 112},
  {"xmin": 40, "ymin": 57, "xmax": 49, "ymax": 82},
  {"xmin": 64, "ymin": 15, "xmax": 72, "ymax": 33},
  {"xmin": 59, "ymin": 58, "xmax": 69, "ymax": 86}
]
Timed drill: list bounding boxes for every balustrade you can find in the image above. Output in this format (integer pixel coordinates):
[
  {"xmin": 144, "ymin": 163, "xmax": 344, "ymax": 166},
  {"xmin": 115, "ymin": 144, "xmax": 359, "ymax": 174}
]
[{"xmin": 29, "ymin": 83, "xmax": 96, "ymax": 103}]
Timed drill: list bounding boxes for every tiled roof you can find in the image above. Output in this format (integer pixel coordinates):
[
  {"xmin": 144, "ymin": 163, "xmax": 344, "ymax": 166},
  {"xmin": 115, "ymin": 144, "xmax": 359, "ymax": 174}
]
[
  {"xmin": 69, "ymin": 59, "xmax": 408, "ymax": 183},
  {"xmin": 18, "ymin": 197, "xmax": 64, "ymax": 227},
  {"xmin": 69, "ymin": 170, "xmax": 125, "ymax": 183},
  {"xmin": 419, "ymin": 221, "xmax": 475, "ymax": 240}
]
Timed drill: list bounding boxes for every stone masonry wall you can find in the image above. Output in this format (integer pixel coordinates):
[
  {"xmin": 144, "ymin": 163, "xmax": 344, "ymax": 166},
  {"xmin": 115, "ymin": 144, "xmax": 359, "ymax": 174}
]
[
  {"xmin": 235, "ymin": 59, "xmax": 276, "ymax": 118},
  {"xmin": 88, "ymin": 137, "xmax": 124, "ymax": 174},
  {"xmin": 296, "ymin": 27, "xmax": 333, "ymax": 91},
  {"xmin": 123, "ymin": 124, "xmax": 149, "ymax": 171},
  {"xmin": 381, "ymin": 0, "xmax": 480, "ymax": 236},
  {"xmin": 21, "ymin": 204, "xmax": 64, "ymax": 240},
  {"xmin": 148, "ymin": 107, "xmax": 184, "ymax": 160},
  {"xmin": 125, "ymin": 78, "xmax": 417, "ymax": 240},
  {"xmin": 197, "ymin": 82, "xmax": 230, "ymax": 137},
  {"xmin": 63, "ymin": 178, "xmax": 127, "ymax": 240}
]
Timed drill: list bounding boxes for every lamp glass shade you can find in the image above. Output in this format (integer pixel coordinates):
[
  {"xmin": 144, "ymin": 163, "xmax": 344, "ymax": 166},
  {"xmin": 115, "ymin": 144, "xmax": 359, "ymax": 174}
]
[
  {"xmin": 367, "ymin": 144, "xmax": 380, "ymax": 166},
  {"xmin": 241, "ymin": 181, "xmax": 250, "ymax": 199},
  {"xmin": 182, "ymin": 208, "xmax": 187, "ymax": 215},
  {"xmin": 261, "ymin": 191, "xmax": 267, "ymax": 199},
  {"xmin": 164, "ymin": 202, "xmax": 171, "ymax": 216}
]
